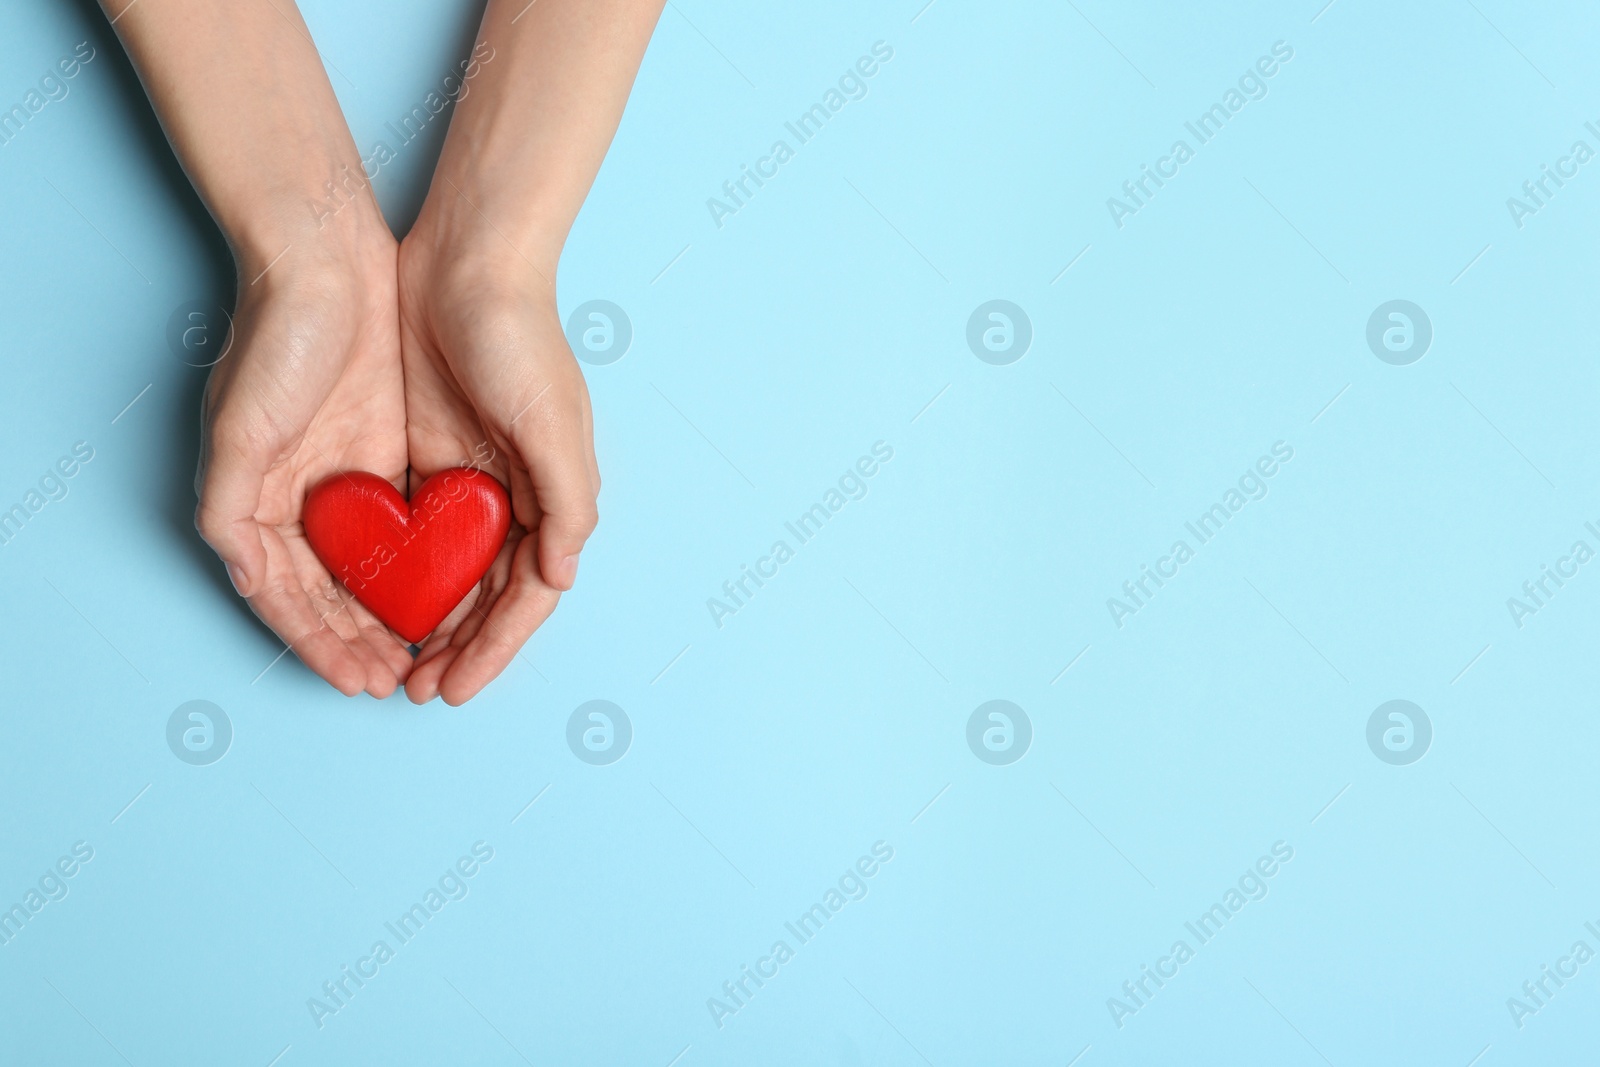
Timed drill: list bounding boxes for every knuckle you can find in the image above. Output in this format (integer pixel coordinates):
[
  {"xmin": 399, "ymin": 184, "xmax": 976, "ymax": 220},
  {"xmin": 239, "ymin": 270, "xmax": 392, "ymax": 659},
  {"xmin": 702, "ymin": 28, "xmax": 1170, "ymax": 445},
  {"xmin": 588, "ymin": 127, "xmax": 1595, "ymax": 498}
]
[
  {"xmin": 193, "ymin": 500, "xmax": 227, "ymax": 544},
  {"xmin": 564, "ymin": 499, "xmax": 599, "ymax": 539}
]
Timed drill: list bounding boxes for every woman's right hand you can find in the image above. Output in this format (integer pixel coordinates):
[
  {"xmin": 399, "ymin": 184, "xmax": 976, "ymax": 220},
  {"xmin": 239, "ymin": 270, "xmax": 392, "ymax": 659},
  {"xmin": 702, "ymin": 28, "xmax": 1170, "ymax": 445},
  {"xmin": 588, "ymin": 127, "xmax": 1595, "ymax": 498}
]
[
  {"xmin": 195, "ymin": 237, "xmax": 414, "ymax": 698},
  {"xmin": 100, "ymin": 0, "xmax": 419, "ymax": 695}
]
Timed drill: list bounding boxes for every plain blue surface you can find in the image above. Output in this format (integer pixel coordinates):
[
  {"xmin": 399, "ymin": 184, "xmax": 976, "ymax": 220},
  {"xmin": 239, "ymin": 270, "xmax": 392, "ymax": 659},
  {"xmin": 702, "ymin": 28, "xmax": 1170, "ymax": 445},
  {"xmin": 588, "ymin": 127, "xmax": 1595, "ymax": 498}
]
[{"xmin": 3, "ymin": 0, "xmax": 1599, "ymax": 1063}]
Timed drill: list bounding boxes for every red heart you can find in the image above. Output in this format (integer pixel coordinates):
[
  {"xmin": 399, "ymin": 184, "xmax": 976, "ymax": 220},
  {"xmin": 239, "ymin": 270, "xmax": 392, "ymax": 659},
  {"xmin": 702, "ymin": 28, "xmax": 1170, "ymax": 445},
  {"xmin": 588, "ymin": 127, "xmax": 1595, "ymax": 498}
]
[{"xmin": 303, "ymin": 469, "xmax": 511, "ymax": 644}]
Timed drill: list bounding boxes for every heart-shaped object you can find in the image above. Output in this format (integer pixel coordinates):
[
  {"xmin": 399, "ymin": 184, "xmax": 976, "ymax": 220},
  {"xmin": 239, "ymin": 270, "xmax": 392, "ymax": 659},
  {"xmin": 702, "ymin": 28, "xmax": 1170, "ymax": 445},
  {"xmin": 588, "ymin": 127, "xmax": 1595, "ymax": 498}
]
[{"xmin": 303, "ymin": 468, "xmax": 511, "ymax": 644}]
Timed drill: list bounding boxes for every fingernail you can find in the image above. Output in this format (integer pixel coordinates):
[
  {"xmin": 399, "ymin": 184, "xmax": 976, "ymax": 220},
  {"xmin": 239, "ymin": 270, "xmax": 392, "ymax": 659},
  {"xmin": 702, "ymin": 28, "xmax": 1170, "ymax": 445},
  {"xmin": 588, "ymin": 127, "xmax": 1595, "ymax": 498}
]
[
  {"xmin": 225, "ymin": 562, "xmax": 249, "ymax": 596},
  {"xmin": 557, "ymin": 554, "xmax": 580, "ymax": 587}
]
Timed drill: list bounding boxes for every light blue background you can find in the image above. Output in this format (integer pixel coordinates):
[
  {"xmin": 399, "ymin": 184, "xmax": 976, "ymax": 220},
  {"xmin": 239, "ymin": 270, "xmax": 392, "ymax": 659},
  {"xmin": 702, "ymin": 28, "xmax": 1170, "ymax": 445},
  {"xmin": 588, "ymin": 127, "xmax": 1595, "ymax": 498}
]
[{"xmin": 2, "ymin": 0, "xmax": 1597, "ymax": 1063}]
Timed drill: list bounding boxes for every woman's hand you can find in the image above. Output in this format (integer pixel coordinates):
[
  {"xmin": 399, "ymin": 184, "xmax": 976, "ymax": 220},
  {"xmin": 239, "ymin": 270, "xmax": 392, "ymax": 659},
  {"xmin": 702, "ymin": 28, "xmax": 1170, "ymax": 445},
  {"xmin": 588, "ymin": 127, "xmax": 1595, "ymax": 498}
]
[
  {"xmin": 387, "ymin": 0, "xmax": 663, "ymax": 702},
  {"xmin": 395, "ymin": 228, "xmax": 598, "ymax": 705},
  {"xmin": 197, "ymin": 241, "xmax": 413, "ymax": 698},
  {"xmin": 101, "ymin": 0, "xmax": 417, "ymax": 695}
]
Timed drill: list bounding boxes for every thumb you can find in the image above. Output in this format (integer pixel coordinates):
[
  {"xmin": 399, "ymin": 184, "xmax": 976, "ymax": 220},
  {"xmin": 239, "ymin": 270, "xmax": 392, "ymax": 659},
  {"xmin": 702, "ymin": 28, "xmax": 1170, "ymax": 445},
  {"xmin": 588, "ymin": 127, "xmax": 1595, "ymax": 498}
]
[
  {"xmin": 508, "ymin": 398, "xmax": 598, "ymax": 592},
  {"xmin": 194, "ymin": 421, "xmax": 271, "ymax": 597}
]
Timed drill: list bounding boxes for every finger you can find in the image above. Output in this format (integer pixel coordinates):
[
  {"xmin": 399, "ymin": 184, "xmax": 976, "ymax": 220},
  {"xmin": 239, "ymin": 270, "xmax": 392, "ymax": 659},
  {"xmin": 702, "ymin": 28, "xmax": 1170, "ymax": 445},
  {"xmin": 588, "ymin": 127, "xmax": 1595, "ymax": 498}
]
[
  {"xmin": 328, "ymin": 604, "xmax": 405, "ymax": 699},
  {"xmin": 443, "ymin": 595, "xmax": 492, "ymax": 649},
  {"xmin": 291, "ymin": 545, "xmax": 409, "ymax": 698},
  {"xmin": 257, "ymin": 531, "xmax": 383, "ymax": 696},
  {"xmin": 507, "ymin": 376, "xmax": 598, "ymax": 592},
  {"xmin": 335, "ymin": 593, "xmax": 414, "ymax": 687},
  {"xmin": 406, "ymin": 582, "xmax": 488, "ymax": 701},
  {"xmin": 359, "ymin": 619, "xmax": 415, "ymax": 686},
  {"xmin": 414, "ymin": 628, "xmax": 454, "ymax": 669},
  {"xmin": 405, "ymin": 644, "xmax": 463, "ymax": 704},
  {"xmin": 347, "ymin": 630, "xmax": 401, "ymax": 699},
  {"xmin": 413, "ymin": 594, "xmax": 481, "ymax": 671},
  {"xmin": 419, "ymin": 532, "xmax": 519, "ymax": 675},
  {"xmin": 195, "ymin": 423, "xmax": 271, "ymax": 597},
  {"xmin": 249, "ymin": 580, "xmax": 368, "ymax": 697},
  {"xmin": 436, "ymin": 538, "xmax": 560, "ymax": 705}
]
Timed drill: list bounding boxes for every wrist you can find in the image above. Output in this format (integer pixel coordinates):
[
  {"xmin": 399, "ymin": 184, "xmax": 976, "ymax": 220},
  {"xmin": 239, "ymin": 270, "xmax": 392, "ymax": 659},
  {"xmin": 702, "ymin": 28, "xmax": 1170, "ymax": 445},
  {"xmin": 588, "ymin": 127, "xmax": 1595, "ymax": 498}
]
[
  {"xmin": 408, "ymin": 171, "xmax": 565, "ymax": 286},
  {"xmin": 230, "ymin": 213, "xmax": 398, "ymax": 356},
  {"xmin": 220, "ymin": 170, "xmax": 396, "ymax": 291},
  {"xmin": 402, "ymin": 201, "xmax": 560, "ymax": 311}
]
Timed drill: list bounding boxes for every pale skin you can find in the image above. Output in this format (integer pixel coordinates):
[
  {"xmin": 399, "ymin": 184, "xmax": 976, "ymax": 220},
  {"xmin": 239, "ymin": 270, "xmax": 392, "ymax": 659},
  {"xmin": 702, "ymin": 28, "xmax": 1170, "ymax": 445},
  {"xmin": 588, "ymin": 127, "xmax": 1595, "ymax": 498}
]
[{"xmin": 102, "ymin": 0, "xmax": 665, "ymax": 703}]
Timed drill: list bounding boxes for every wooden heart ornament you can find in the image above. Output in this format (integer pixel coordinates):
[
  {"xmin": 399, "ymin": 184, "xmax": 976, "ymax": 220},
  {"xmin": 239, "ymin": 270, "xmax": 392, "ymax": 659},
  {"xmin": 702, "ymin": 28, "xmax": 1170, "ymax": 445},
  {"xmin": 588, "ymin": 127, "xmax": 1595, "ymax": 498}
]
[{"xmin": 304, "ymin": 469, "xmax": 511, "ymax": 644}]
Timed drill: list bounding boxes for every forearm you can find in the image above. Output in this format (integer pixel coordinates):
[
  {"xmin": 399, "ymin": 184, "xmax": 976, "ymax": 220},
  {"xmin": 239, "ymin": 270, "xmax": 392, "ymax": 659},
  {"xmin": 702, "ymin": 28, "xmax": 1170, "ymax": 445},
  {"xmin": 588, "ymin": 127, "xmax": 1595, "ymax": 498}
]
[
  {"xmin": 415, "ymin": 0, "xmax": 665, "ymax": 277},
  {"xmin": 99, "ymin": 0, "xmax": 389, "ymax": 278}
]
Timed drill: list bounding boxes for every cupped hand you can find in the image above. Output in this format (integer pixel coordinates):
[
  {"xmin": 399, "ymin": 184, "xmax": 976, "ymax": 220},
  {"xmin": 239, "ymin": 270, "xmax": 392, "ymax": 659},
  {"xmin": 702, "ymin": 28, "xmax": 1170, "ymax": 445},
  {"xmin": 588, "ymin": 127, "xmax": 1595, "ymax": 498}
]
[
  {"xmin": 395, "ymin": 229, "xmax": 599, "ymax": 705},
  {"xmin": 196, "ymin": 240, "xmax": 414, "ymax": 698}
]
